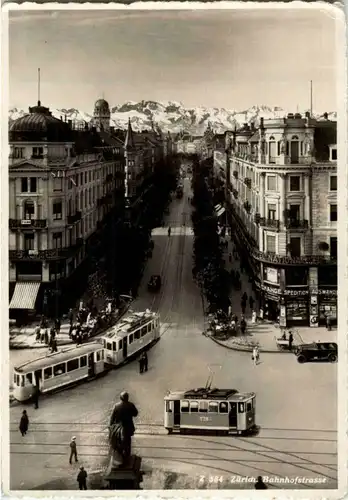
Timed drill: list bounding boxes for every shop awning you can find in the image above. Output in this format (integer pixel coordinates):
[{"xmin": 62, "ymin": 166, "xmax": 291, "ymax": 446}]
[{"xmin": 9, "ymin": 282, "xmax": 41, "ymax": 310}]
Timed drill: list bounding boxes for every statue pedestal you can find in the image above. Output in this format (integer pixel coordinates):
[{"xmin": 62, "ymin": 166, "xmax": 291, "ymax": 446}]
[{"xmin": 104, "ymin": 454, "xmax": 143, "ymax": 490}]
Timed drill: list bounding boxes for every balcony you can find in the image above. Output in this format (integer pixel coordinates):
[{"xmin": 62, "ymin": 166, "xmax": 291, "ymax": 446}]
[
  {"xmin": 67, "ymin": 211, "xmax": 82, "ymax": 225},
  {"xmin": 258, "ymin": 217, "xmax": 280, "ymax": 230},
  {"xmin": 9, "ymin": 219, "xmax": 47, "ymax": 230},
  {"xmin": 9, "ymin": 240, "xmax": 84, "ymax": 261},
  {"xmin": 285, "ymin": 219, "xmax": 309, "ymax": 230}
]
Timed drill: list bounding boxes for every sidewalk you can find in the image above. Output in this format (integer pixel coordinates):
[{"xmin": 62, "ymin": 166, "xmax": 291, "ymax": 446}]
[{"xmin": 10, "ymin": 322, "xmax": 72, "ymax": 349}]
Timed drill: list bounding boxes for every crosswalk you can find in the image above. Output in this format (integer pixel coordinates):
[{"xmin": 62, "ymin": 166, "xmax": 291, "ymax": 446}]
[{"xmin": 152, "ymin": 227, "xmax": 194, "ymax": 236}]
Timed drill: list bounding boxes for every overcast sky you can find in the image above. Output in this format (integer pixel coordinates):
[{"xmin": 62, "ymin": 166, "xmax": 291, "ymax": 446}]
[{"xmin": 9, "ymin": 8, "xmax": 339, "ymax": 113}]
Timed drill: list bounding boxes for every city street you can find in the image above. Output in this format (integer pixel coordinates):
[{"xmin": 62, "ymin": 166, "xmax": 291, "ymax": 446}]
[{"xmin": 9, "ymin": 166, "xmax": 337, "ymax": 490}]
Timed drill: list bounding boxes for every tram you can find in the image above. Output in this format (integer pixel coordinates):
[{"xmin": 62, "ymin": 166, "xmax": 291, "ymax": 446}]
[
  {"xmin": 13, "ymin": 343, "xmax": 105, "ymax": 402},
  {"xmin": 101, "ymin": 310, "xmax": 160, "ymax": 366},
  {"xmin": 164, "ymin": 387, "xmax": 256, "ymax": 435}
]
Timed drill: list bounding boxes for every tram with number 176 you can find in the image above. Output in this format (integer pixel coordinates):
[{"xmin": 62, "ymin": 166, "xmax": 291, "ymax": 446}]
[{"xmin": 164, "ymin": 378, "xmax": 256, "ymax": 435}]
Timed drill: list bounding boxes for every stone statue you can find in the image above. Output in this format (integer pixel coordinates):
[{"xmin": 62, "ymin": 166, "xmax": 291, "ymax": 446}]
[
  {"xmin": 304, "ymin": 133, "xmax": 312, "ymax": 155},
  {"xmin": 280, "ymin": 134, "xmax": 287, "ymax": 154},
  {"xmin": 109, "ymin": 391, "xmax": 138, "ymax": 466}
]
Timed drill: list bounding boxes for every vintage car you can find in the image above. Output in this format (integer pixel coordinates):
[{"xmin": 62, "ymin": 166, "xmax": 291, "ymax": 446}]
[
  {"xmin": 148, "ymin": 275, "xmax": 162, "ymax": 292},
  {"xmin": 295, "ymin": 342, "xmax": 337, "ymax": 363}
]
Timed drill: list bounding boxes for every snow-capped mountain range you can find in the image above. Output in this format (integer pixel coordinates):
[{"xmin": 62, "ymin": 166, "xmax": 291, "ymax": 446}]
[{"xmin": 8, "ymin": 101, "xmax": 337, "ymax": 135}]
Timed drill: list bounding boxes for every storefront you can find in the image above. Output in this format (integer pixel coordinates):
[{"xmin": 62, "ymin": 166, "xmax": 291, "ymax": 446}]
[
  {"xmin": 318, "ymin": 289, "xmax": 337, "ymax": 325},
  {"xmin": 285, "ymin": 293, "xmax": 309, "ymax": 326}
]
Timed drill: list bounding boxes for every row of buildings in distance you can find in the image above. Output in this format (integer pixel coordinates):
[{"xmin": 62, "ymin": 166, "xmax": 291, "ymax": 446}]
[{"xmin": 8, "ymin": 98, "xmax": 173, "ymax": 319}]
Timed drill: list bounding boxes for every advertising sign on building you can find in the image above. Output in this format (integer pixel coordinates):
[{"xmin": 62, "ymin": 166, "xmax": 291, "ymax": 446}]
[
  {"xmin": 265, "ymin": 267, "xmax": 278, "ymax": 284},
  {"xmin": 309, "ymin": 267, "xmax": 319, "ymax": 327}
]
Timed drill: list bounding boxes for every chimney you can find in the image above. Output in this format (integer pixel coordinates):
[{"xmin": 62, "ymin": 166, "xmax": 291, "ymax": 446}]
[
  {"xmin": 260, "ymin": 117, "xmax": 264, "ymax": 129},
  {"xmin": 60, "ymin": 115, "xmax": 63, "ymax": 121},
  {"xmin": 68, "ymin": 119, "xmax": 72, "ymax": 128},
  {"xmin": 324, "ymin": 112, "xmax": 329, "ymax": 120},
  {"xmin": 64, "ymin": 115, "xmax": 67, "ymax": 122},
  {"xmin": 305, "ymin": 111, "xmax": 310, "ymax": 118}
]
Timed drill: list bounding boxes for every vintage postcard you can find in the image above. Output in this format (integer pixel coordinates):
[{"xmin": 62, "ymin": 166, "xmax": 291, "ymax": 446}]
[{"xmin": 2, "ymin": 2, "xmax": 347, "ymax": 497}]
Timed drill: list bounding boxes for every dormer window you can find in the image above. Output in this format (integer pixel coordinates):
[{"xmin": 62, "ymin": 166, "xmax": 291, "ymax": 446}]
[{"xmin": 32, "ymin": 147, "xmax": 43, "ymax": 159}]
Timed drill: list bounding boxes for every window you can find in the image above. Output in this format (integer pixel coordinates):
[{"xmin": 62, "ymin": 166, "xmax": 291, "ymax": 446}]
[
  {"xmin": 53, "ymin": 363, "xmax": 66, "ymax": 376},
  {"xmin": 24, "ymin": 201, "xmax": 35, "ymax": 219},
  {"xmin": 53, "ymin": 201, "xmax": 62, "ymax": 220},
  {"xmin": 190, "ymin": 401, "xmax": 199, "ymax": 413},
  {"xmin": 238, "ymin": 402, "xmax": 245, "ymax": 413},
  {"xmin": 115, "ymin": 148, "xmax": 120, "ymax": 155},
  {"xmin": 67, "ymin": 359, "xmax": 79, "ymax": 372},
  {"xmin": 330, "ymin": 175, "xmax": 337, "ymax": 191},
  {"xmin": 89, "ymin": 171, "xmax": 92, "ymax": 183},
  {"xmin": 330, "ymin": 237, "xmax": 337, "ymax": 259},
  {"xmin": 32, "ymin": 147, "xmax": 43, "ymax": 158},
  {"xmin": 13, "ymin": 147, "xmax": 24, "ymax": 158},
  {"xmin": 53, "ymin": 232, "xmax": 62, "ymax": 249},
  {"xmin": 134, "ymin": 330, "xmax": 140, "ymax": 340},
  {"xmin": 141, "ymin": 327, "xmax": 147, "ymax": 337},
  {"xmin": 267, "ymin": 204, "xmax": 276, "ymax": 220},
  {"xmin": 289, "ymin": 237, "xmax": 301, "ymax": 257},
  {"xmin": 96, "ymin": 350, "xmax": 103, "ymax": 362},
  {"xmin": 118, "ymin": 340, "xmax": 123, "ymax": 350},
  {"xmin": 26, "ymin": 373, "xmax": 33, "ymax": 384},
  {"xmin": 219, "ymin": 402, "xmax": 228, "ymax": 413},
  {"xmin": 246, "ymin": 402, "xmax": 252, "ymax": 412},
  {"xmin": 80, "ymin": 356, "xmax": 87, "ymax": 367},
  {"xmin": 85, "ymin": 172, "xmax": 87, "ymax": 184},
  {"xmin": 80, "ymin": 173, "xmax": 83, "ymax": 185},
  {"xmin": 53, "ymin": 177, "xmax": 63, "ymax": 191},
  {"xmin": 266, "ymin": 234, "xmax": 276, "ymax": 254},
  {"xmin": 30, "ymin": 177, "xmax": 37, "ymax": 193},
  {"xmin": 24, "ymin": 234, "xmax": 34, "ymax": 251},
  {"xmin": 129, "ymin": 334, "xmax": 134, "ymax": 344},
  {"xmin": 199, "ymin": 401, "xmax": 208, "ymax": 413},
  {"xmin": 267, "ymin": 175, "xmax": 276, "ymax": 191},
  {"xmin": 330, "ymin": 204, "xmax": 337, "ymax": 222},
  {"xmin": 208, "ymin": 402, "xmax": 219, "ymax": 413},
  {"xmin": 106, "ymin": 342, "xmax": 112, "ymax": 350},
  {"xmin": 21, "ymin": 178, "xmax": 28, "ymax": 193},
  {"xmin": 289, "ymin": 176, "xmax": 300, "ymax": 192},
  {"xmin": 331, "ymin": 148, "xmax": 337, "ymax": 161},
  {"xmin": 181, "ymin": 401, "xmax": 189, "ymax": 413}
]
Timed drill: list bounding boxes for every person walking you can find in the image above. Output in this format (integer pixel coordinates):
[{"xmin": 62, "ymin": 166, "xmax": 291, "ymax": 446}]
[
  {"xmin": 19, "ymin": 410, "xmax": 29, "ymax": 436},
  {"xmin": 69, "ymin": 436, "xmax": 78, "ymax": 464},
  {"xmin": 252, "ymin": 346, "xmax": 259, "ymax": 366},
  {"xmin": 138, "ymin": 354, "xmax": 144, "ymax": 374},
  {"xmin": 55, "ymin": 317, "xmax": 61, "ymax": 334},
  {"xmin": 32, "ymin": 382, "xmax": 40, "ymax": 409},
  {"xmin": 51, "ymin": 338, "xmax": 58, "ymax": 353},
  {"xmin": 240, "ymin": 316, "xmax": 247, "ymax": 335},
  {"xmin": 288, "ymin": 331, "xmax": 294, "ymax": 351},
  {"xmin": 254, "ymin": 476, "xmax": 268, "ymax": 489},
  {"xmin": 326, "ymin": 315, "xmax": 332, "ymax": 331},
  {"xmin": 251, "ymin": 310, "xmax": 257, "ymax": 324},
  {"xmin": 77, "ymin": 466, "xmax": 87, "ymax": 490},
  {"xmin": 241, "ymin": 299, "xmax": 246, "ymax": 315},
  {"xmin": 142, "ymin": 351, "xmax": 148, "ymax": 372}
]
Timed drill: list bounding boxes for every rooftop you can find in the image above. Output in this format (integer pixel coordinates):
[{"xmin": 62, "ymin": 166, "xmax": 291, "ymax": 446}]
[{"xmin": 102, "ymin": 310, "xmax": 158, "ymax": 340}]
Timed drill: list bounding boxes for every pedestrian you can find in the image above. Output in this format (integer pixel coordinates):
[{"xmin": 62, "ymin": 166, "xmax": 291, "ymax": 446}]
[
  {"xmin": 69, "ymin": 436, "xmax": 78, "ymax": 464},
  {"xmin": 288, "ymin": 331, "xmax": 294, "ymax": 351},
  {"xmin": 51, "ymin": 338, "xmax": 58, "ymax": 353},
  {"xmin": 142, "ymin": 351, "xmax": 148, "ymax": 372},
  {"xmin": 254, "ymin": 476, "xmax": 268, "ymax": 489},
  {"xmin": 252, "ymin": 346, "xmax": 259, "ymax": 366},
  {"xmin": 249, "ymin": 295, "xmax": 254, "ymax": 310},
  {"xmin": 77, "ymin": 466, "xmax": 87, "ymax": 490},
  {"xmin": 19, "ymin": 410, "xmax": 29, "ymax": 436},
  {"xmin": 44, "ymin": 329, "xmax": 49, "ymax": 345},
  {"xmin": 241, "ymin": 301, "xmax": 246, "ymax": 315},
  {"xmin": 32, "ymin": 382, "xmax": 40, "ymax": 409},
  {"xmin": 240, "ymin": 316, "xmax": 247, "ymax": 335},
  {"xmin": 251, "ymin": 310, "xmax": 257, "ymax": 324},
  {"xmin": 138, "ymin": 355, "xmax": 144, "ymax": 374},
  {"xmin": 326, "ymin": 315, "xmax": 332, "ymax": 331},
  {"xmin": 35, "ymin": 326, "xmax": 41, "ymax": 342},
  {"xmin": 68, "ymin": 308, "xmax": 74, "ymax": 326},
  {"xmin": 55, "ymin": 317, "xmax": 61, "ymax": 334}
]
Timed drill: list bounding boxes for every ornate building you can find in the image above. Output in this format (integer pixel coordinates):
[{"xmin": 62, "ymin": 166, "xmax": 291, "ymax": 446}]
[
  {"xmin": 92, "ymin": 98, "xmax": 111, "ymax": 132},
  {"xmin": 8, "ymin": 99, "xmax": 124, "ymax": 318},
  {"xmin": 220, "ymin": 112, "xmax": 337, "ymax": 327}
]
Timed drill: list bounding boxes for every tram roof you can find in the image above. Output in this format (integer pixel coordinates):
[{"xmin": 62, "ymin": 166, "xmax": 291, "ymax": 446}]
[
  {"xmin": 102, "ymin": 310, "xmax": 157, "ymax": 340},
  {"xmin": 165, "ymin": 388, "xmax": 255, "ymax": 401},
  {"xmin": 14, "ymin": 342, "xmax": 103, "ymax": 373}
]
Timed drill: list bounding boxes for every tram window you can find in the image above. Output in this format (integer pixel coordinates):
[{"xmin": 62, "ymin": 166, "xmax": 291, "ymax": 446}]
[
  {"xmin": 165, "ymin": 401, "xmax": 172, "ymax": 412},
  {"xmin": 199, "ymin": 401, "xmax": 208, "ymax": 413},
  {"xmin": 106, "ymin": 342, "xmax": 112, "ymax": 350},
  {"xmin": 208, "ymin": 402, "xmax": 219, "ymax": 413},
  {"xmin": 112, "ymin": 342, "xmax": 117, "ymax": 351},
  {"xmin": 219, "ymin": 402, "xmax": 228, "ymax": 413},
  {"xmin": 26, "ymin": 373, "xmax": 33, "ymax": 384},
  {"xmin": 118, "ymin": 340, "xmax": 123, "ymax": 350},
  {"xmin": 246, "ymin": 402, "xmax": 252, "ymax": 412},
  {"xmin": 141, "ymin": 327, "xmax": 146, "ymax": 337},
  {"xmin": 13, "ymin": 373, "xmax": 16, "ymax": 384},
  {"xmin": 96, "ymin": 351, "xmax": 103, "ymax": 362},
  {"xmin": 238, "ymin": 403, "xmax": 245, "ymax": 413},
  {"xmin": 44, "ymin": 367, "xmax": 53, "ymax": 380},
  {"xmin": 15, "ymin": 374, "xmax": 19, "ymax": 386},
  {"xmin": 67, "ymin": 359, "xmax": 79, "ymax": 372},
  {"xmin": 190, "ymin": 401, "xmax": 199, "ymax": 413},
  {"xmin": 181, "ymin": 400, "xmax": 189, "ymax": 413},
  {"xmin": 134, "ymin": 330, "xmax": 140, "ymax": 340},
  {"xmin": 53, "ymin": 363, "xmax": 66, "ymax": 376},
  {"xmin": 20, "ymin": 375, "xmax": 25, "ymax": 387},
  {"xmin": 129, "ymin": 334, "xmax": 134, "ymax": 344},
  {"xmin": 80, "ymin": 356, "xmax": 87, "ymax": 368},
  {"xmin": 147, "ymin": 324, "xmax": 151, "ymax": 333}
]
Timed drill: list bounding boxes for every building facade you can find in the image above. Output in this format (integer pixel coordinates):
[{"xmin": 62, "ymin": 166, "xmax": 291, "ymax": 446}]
[{"xmin": 217, "ymin": 112, "xmax": 337, "ymax": 327}]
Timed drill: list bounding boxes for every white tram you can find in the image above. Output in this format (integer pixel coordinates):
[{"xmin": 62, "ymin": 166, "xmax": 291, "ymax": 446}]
[
  {"xmin": 101, "ymin": 310, "xmax": 160, "ymax": 366},
  {"xmin": 164, "ymin": 387, "xmax": 256, "ymax": 435},
  {"xmin": 13, "ymin": 343, "xmax": 105, "ymax": 402}
]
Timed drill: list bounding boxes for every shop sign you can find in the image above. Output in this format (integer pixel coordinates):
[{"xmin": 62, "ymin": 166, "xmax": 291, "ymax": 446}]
[
  {"xmin": 310, "ymin": 289, "xmax": 337, "ymax": 297},
  {"xmin": 310, "ymin": 314, "xmax": 319, "ymax": 327},
  {"xmin": 265, "ymin": 267, "xmax": 278, "ymax": 284},
  {"xmin": 261, "ymin": 284, "xmax": 309, "ymax": 297}
]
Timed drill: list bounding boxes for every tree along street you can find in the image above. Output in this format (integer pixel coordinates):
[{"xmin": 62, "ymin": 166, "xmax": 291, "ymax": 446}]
[{"xmin": 9, "ymin": 166, "xmax": 337, "ymax": 490}]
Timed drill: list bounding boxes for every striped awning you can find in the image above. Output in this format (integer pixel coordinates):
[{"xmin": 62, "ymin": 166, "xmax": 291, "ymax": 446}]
[{"xmin": 9, "ymin": 282, "xmax": 41, "ymax": 310}]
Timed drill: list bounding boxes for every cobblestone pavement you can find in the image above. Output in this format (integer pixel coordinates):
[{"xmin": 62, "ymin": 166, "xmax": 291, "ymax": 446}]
[{"xmin": 9, "ymin": 173, "xmax": 337, "ymax": 491}]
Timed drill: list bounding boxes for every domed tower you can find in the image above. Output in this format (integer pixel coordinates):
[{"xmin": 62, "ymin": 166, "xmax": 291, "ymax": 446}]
[{"xmin": 93, "ymin": 98, "xmax": 110, "ymax": 132}]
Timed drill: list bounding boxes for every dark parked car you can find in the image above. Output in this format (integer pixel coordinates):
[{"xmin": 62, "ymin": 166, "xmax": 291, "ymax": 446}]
[
  {"xmin": 148, "ymin": 275, "xmax": 161, "ymax": 292},
  {"xmin": 295, "ymin": 342, "xmax": 337, "ymax": 363}
]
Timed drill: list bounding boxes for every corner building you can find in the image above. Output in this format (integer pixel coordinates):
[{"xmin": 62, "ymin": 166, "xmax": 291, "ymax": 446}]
[{"xmin": 225, "ymin": 112, "xmax": 337, "ymax": 327}]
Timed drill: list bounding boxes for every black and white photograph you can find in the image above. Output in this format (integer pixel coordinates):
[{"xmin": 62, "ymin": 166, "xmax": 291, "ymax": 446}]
[{"xmin": 3, "ymin": 4, "xmax": 346, "ymax": 493}]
